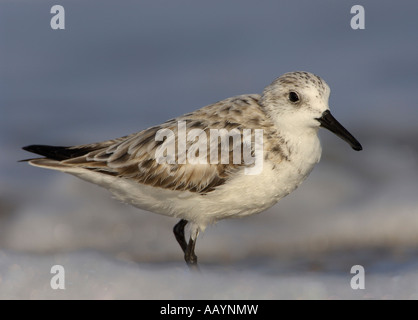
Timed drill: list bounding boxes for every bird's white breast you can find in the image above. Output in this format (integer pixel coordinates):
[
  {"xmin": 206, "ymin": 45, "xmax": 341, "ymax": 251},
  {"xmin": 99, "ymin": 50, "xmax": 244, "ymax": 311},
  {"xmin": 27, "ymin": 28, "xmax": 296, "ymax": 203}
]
[{"xmin": 204, "ymin": 131, "xmax": 322, "ymax": 218}]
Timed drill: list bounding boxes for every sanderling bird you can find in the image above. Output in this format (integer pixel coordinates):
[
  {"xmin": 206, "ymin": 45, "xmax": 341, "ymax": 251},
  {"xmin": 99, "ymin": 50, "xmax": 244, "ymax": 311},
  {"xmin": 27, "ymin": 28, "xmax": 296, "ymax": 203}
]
[{"xmin": 22, "ymin": 71, "xmax": 362, "ymax": 267}]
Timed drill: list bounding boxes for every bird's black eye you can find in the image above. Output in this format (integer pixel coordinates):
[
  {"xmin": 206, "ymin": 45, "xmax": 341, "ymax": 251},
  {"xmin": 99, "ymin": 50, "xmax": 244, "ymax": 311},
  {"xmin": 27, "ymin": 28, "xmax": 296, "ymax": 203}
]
[{"xmin": 288, "ymin": 91, "xmax": 300, "ymax": 103}]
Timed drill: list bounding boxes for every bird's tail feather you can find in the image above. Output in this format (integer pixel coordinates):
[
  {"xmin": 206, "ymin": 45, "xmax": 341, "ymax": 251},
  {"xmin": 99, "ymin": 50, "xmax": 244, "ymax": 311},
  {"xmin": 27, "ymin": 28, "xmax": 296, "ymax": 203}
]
[{"xmin": 22, "ymin": 145, "xmax": 94, "ymax": 161}]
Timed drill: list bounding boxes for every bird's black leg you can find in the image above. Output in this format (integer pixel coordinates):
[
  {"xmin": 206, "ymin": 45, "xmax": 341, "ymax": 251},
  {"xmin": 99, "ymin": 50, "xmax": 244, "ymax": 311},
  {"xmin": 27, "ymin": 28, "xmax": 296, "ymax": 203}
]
[
  {"xmin": 173, "ymin": 219, "xmax": 188, "ymax": 253},
  {"xmin": 185, "ymin": 236, "xmax": 198, "ymax": 266},
  {"xmin": 173, "ymin": 219, "xmax": 199, "ymax": 268}
]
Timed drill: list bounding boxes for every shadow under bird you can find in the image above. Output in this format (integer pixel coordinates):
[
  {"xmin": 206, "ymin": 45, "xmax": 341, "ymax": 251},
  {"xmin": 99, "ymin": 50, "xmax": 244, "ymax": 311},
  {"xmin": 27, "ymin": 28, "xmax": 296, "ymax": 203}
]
[{"xmin": 22, "ymin": 71, "xmax": 362, "ymax": 267}]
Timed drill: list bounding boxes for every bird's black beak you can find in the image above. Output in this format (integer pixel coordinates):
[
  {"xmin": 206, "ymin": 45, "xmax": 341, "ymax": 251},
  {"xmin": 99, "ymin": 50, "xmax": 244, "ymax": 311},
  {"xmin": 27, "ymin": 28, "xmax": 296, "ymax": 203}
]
[{"xmin": 316, "ymin": 110, "xmax": 362, "ymax": 151}]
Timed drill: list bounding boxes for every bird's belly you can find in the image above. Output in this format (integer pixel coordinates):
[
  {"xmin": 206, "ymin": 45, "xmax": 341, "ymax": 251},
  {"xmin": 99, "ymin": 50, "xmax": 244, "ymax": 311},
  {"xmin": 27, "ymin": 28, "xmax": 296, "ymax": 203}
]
[
  {"xmin": 197, "ymin": 157, "xmax": 318, "ymax": 221},
  {"xmin": 202, "ymin": 138, "xmax": 322, "ymax": 220}
]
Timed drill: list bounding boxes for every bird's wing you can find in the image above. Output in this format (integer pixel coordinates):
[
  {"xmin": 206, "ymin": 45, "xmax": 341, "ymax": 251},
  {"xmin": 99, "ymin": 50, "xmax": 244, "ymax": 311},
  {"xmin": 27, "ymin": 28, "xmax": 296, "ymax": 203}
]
[{"xmin": 26, "ymin": 94, "xmax": 282, "ymax": 194}]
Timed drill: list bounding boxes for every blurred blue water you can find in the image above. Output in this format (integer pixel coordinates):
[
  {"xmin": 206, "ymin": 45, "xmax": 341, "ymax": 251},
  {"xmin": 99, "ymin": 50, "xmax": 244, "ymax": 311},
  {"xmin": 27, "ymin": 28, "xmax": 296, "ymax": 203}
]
[{"xmin": 1, "ymin": 1, "xmax": 417, "ymax": 141}]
